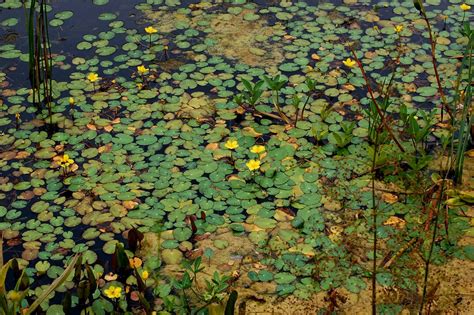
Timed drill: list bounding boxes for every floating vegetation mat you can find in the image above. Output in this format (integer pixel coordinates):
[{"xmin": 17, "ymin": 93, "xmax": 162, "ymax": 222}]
[{"xmin": 0, "ymin": 0, "xmax": 473, "ymax": 313}]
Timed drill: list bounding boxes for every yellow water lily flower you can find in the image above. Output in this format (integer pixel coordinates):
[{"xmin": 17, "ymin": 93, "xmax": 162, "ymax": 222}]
[
  {"xmin": 87, "ymin": 73, "xmax": 99, "ymax": 83},
  {"xmin": 141, "ymin": 270, "xmax": 149, "ymax": 280},
  {"xmin": 224, "ymin": 139, "xmax": 239, "ymax": 150},
  {"xmin": 342, "ymin": 58, "xmax": 356, "ymax": 68},
  {"xmin": 129, "ymin": 257, "xmax": 142, "ymax": 268},
  {"xmin": 145, "ymin": 26, "xmax": 158, "ymax": 34},
  {"xmin": 69, "ymin": 97, "xmax": 75, "ymax": 106},
  {"xmin": 58, "ymin": 154, "xmax": 74, "ymax": 168},
  {"xmin": 394, "ymin": 24, "xmax": 403, "ymax": 33},
  {"xmin": 137, "ymin": 65, "xmax": 149, "ymax": 74},
  {"xmin": 104, "ymin": 285, "xmax": 122, "ymax": 299},
  {"xmin": 460, "ymin": 3, "xmax": 471, "ymax": 11},
  {"xmin": 246, "ymin": 159, "xmax": 261, "ymax": 171},
  {"xmin": 250, "ymin": 145, "xmax": 265, "ymax": 154}
]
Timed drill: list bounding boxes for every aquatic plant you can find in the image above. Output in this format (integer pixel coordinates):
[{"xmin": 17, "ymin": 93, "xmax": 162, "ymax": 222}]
[
  {"xmin": 145, "ymin": 26, "xmax": 158, "ymax": 48},
  {"xmin": 246, "ymin": 159, "xmax": 261, "ymax": 171},
  {"xmin": 224, "ymin": 139, "xmax": 239, "ymax": 150},
  {"xmin": 26, "ymin": 0, "xmax": 54, "ymax": 124},
  {"xmin": 262, "ymin": 75, "xmax": 291, "ymax": 124},
  {"xmin": 0, "ymin": 249, "xmax": 80, "ymax": 315}
]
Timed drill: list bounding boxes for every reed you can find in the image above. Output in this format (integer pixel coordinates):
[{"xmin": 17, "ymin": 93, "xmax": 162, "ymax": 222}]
[{"xmin": 26, "ymin": 0, "xmax": 54, "ymax": 125}]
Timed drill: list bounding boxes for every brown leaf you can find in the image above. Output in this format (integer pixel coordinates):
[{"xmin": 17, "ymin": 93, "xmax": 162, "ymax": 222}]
[
  {"xmin": 15, "ymin": 151, "xmax": 30, "ymax": 159},
  {"xmin": 123, "ymin": 200, "xmax": 138, "ymax": 210},
  {"xmin": 103, "ymin": 125, "xmax": 113, "ymax": 132},
  {"xmin": 383, "ymin": 216, "xmax": 406, "ymax": 229},
  {"xmin": 382, "ymin": 192, "xmax": 398, "ymax": 204},
  {"xmin": 311, "ymin": 53, "xmax": 320, "ymax": 61},
  {"xmin": 206, "ymin": 143, "xmax": 219, "ymax": 151},
  {"xmin": 18, "ymin": 191, "xmax": 35, "ymax": 200}
]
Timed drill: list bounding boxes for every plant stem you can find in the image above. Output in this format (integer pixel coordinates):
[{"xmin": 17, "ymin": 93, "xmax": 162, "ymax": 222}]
[
  {"xmin": 419, "ymin": 180, "xmax": 446, "ymax": 314},
  {"xmin": 419, "ymin": 8, "xmax": 452, "ymax": 122},
  {"xmin": 296, "ymin": 92, "xmax": 312, "ymax": 125},
  {"xmin": 453, "ymin": 35, "xmax": 473, "ymax": 183},
  {"xmin": 272, "ymin": 91, "xmax": 291, "ymax": 124},
  {"xmin": 371, "ymin": 131, "xmax": 380, "ymax": 315},
  {"xmin": 350, "ymin": 49, "xmax": 405, "ymax": 153}
]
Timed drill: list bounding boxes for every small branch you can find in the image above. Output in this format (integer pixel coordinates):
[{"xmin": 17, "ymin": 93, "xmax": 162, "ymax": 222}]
[
  {"xmin": 419, "ymin": 8, "xmax": 453, "ymax": 122},
  {"xmin": 381, "ymin": 237, "xmax": 418, "ymax": 269}
]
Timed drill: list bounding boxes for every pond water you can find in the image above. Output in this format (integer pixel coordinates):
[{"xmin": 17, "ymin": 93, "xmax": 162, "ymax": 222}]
[{"xmin": 0, "ymin": 0, "xmax": 473, "ymax": 314}]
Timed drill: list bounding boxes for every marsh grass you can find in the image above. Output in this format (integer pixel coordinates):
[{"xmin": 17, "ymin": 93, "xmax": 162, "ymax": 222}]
[
  {"xmin": 26, "ymin": 0, "xmax": 54, "ymax": 124},
  {"xmin": 452, "ymin": 23, "xmax": 473, "ymax": 184}
]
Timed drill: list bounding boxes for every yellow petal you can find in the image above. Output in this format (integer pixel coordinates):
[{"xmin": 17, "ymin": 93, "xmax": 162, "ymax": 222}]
[
  {"xmin": 224, "ymin": 139, "xmax": 239, "ymax": 150},
  {"xmin": 460, "ymin": 3, "xmax": 471, "ymax": 11},
  {"xmin": 246, "ymin": 159, "xmax": 261, "ymax": 171},
  {"xmin": 250, "ymin": 145, "xmax": 265, "ymax": 154}
]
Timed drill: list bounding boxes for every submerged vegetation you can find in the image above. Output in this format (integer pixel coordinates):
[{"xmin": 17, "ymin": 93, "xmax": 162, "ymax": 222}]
[{"xmin": 0, "ymin": 0, "xmax": 473, "ymax": 314}]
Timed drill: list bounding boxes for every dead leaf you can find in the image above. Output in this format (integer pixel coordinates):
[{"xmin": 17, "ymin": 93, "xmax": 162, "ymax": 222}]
[
  {"xmin": 123, "ymin": 200, "xmax": 138, "ymax": 210},
  {"xmin": 311, "ymin": 53, "xmax": 320, "ymax": 61},
  {"xmin": 382, "ymin": 192, "xmax": 398, "ymax": 204},
  {"xmin": 383, "ymin": 216, "xmax": 406, "ymax": 229},
  {"xmin": 206, "ymin": 143, "xmax": 219, "ymax": 151}
]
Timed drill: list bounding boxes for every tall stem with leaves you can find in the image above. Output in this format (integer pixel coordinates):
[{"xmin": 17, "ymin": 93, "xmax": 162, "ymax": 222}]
[
  {"xmin": 350, "ymin": 48, "xmax": 405, "ymax": 152},
  {"xmin": 263, "ymin": 75, "xmax": 291, "ymax": 124},
  {"xmin": 413, "ymin": 0, "xmax": 453, "ymax": 122},
  {"xmin": 452, "ymin": 23, "xmax": 473, "ymax": 183}
]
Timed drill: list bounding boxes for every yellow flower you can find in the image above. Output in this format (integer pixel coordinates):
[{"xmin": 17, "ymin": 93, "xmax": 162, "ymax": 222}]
[
  {"xmin": 137, "ymin": 65, "xmax": 149, "ymax": 74},
  {"xmin": 250, "ymin": 145, "xmax": 265, "ymax": 154},
  {"xmin": 373, "ymin": 25, "xmax": 379, "ymax": 32},
  {"xmin": 136, "ymin": 83, "xmax": 143, "ymax": 90},
  {"xmin": 87, "ymin": 73, "xmax": 99, "ymax": 83},
  {"xmin": 224, "ymin": 139, "xmax": 239, "ymax": 150},
  {"xmin": 129, "ymin": 257, "xmax": 142, "ymax": 268},
  {"xmin": 246, "ymin": 159, "xmax": 261, "ymax": 171},
  {"xmin": 104, "ymin": 285, "xmax": 122, "ymax": 299},
  {"xmin": 145, "ymin": 26, "xmax": 158, "ymax": 34},
  {"xmin": 69, "ymin": 97, "xmax": 74, "ymax": 106},
  {"xmin": 460, "ymin": 3, "xmax": 471, "ymax": 11},
  {"xmin": 394, "ymin": 25, "xmax": 403, "ymax": 33},
  {"xmin": 59, "ymin": 154, "xmax": 74, "ymax": 168},
  {"xmin": 342, "ymin": 58, "xmax": 356, "ymax": 68},
  {"xmin": 141, "ymin": 270, "xmax": 149, "ymax": 280}
]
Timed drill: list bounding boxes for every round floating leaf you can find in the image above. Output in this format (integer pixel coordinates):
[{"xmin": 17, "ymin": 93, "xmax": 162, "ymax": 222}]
[{"xmin": 345, "ymin": 276, "xmax": 367, "ymax": 293}]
